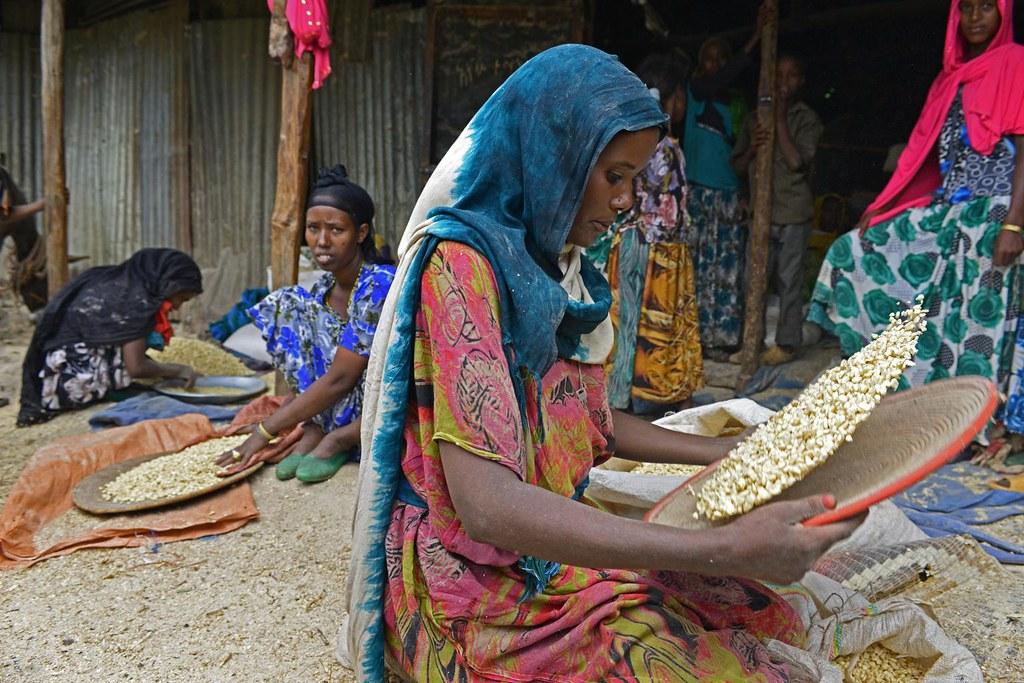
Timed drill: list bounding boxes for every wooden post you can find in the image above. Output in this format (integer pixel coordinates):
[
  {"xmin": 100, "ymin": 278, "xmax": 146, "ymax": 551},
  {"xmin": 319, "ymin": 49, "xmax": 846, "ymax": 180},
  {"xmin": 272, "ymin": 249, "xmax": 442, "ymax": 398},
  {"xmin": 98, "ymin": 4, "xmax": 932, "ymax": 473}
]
[
  {"xmin": 268, "ymin": 3, "xmax": 313, "ymax": 392},
  {"xmin": 41, "ymin": 0, "xmax": 68, "ymax": 297},
  {"xmin": 268, "ymin": 22, "xmax": 312, "ymax": 292},
  {"xmin": 170, "ymin": 1, "xmax": 192, "ymax": 254},
  {"xmin": 736, "ymin": 0, "xmax": 779, "ymax": 391}
]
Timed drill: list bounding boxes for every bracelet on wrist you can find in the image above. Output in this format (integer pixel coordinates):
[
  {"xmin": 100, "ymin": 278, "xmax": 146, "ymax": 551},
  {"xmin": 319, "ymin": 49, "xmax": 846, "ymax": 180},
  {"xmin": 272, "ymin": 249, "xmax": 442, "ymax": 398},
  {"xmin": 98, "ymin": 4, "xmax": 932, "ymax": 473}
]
[
  {"xmin": 256, "ymin": 421, "xmax": 278, "ymax": 441},
  {"xmin": 1001, "ymin": 223, "xmax": 1023, "ymax": 234}
]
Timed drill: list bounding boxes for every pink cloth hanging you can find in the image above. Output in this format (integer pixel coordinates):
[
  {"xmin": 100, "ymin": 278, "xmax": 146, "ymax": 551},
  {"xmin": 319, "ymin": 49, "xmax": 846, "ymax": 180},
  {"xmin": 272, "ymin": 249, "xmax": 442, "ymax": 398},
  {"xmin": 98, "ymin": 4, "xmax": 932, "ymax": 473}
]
[
  {"xmin": 864, "ymin": 0, "xmax": 1024, "ymax": 227},
  {"xmin": 267, "ymin": 0, "xmax": 332, "ymax": 89}
]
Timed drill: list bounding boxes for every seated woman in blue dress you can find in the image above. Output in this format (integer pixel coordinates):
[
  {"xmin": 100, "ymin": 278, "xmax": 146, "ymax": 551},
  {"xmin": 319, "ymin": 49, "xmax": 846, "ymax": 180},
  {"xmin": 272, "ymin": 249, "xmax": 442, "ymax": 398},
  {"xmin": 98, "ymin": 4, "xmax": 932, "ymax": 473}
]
[{"xmin": 218, "ymin": 166, "xmax": 395, "ymax": 483}]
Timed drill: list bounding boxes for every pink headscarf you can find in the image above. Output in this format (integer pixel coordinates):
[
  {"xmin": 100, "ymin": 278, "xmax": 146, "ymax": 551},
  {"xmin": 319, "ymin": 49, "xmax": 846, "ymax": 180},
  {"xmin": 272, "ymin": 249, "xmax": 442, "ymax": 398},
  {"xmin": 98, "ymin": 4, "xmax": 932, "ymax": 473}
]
[{"xmin": 865, "ymin": 0, "xmax": 1024, "ymax": 226}]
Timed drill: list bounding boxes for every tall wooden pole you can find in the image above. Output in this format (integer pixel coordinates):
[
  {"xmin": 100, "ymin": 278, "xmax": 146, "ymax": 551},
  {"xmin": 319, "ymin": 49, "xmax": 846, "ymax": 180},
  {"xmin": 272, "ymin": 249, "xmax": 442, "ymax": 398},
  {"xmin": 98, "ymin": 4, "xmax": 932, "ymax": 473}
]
[
  {"xmin": 268, "ymin": 1, "xmax": 312, "ymax": 293},
  {"xmin": 41, "ymin": 0, "xmax": 68, "ymax": 297},
  {"xmin": 736, "ymin": 0, "xmax": 779, "ymax": 391},
  {"xmin": 269, "ymin": 55, "xmax": 313, "ymax": 292},
  {"xmin": 268, "ymin": 1, "xmax": 313, "ymax": 393}
]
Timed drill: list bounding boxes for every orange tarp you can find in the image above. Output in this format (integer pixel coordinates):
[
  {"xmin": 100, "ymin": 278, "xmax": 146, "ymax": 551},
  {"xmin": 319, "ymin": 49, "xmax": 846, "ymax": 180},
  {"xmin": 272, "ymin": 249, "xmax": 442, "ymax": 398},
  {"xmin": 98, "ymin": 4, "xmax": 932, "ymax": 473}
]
[{"xmin": 0, "ymin": 396, "xmax": 299, "ymax": 569}]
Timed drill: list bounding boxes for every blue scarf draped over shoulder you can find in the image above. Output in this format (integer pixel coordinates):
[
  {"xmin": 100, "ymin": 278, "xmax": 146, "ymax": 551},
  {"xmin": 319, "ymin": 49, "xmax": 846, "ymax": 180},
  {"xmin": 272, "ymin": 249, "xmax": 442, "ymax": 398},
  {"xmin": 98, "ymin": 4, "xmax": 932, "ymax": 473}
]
[{"xmin": 349, "ymin": 44, "xmax": 666, "ymax": 681}]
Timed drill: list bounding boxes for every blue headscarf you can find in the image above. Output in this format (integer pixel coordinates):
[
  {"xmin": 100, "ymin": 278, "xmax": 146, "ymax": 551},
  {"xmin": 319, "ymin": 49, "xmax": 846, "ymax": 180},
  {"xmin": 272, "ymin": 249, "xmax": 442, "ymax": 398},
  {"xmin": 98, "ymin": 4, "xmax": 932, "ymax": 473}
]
[
  {"xmin": 345, "ymin": 44, "xmax": 666, "ymax": 681},
  {"xmin": 426, "ymin": 44, "xmax": 668, "ymax": 395}
]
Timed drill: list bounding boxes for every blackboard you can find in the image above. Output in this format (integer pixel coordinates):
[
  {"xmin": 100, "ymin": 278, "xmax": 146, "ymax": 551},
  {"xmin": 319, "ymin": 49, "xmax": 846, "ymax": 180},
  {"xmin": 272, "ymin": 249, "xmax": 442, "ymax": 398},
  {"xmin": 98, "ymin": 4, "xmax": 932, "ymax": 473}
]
[{"xmin": 425, "ymin": 3, "xmax": 584, "ymax": 167}]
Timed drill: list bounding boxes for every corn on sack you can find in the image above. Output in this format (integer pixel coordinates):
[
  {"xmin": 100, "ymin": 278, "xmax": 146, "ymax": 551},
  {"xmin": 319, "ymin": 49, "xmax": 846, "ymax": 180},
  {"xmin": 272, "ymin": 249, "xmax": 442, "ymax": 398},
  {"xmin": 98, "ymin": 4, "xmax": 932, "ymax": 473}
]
[
  {"xmin": 632, "ymin": 462, "xmax": 705, "ymax": 478},
  {"xmin": 834, "ymin": 643, "xmax": 929, "ymax": 683},
  {"xmin": 694, "ymin": 299, "xmax": 927, "ymax": 521}
]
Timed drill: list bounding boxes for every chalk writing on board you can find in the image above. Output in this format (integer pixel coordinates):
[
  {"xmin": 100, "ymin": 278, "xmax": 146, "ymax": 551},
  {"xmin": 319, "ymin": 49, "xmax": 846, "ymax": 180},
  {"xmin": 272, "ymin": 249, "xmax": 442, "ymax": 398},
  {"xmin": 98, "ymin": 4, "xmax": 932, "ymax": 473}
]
[{"xmin": 428, "ymin": 6, "xmax": 580, "ymax": 164}]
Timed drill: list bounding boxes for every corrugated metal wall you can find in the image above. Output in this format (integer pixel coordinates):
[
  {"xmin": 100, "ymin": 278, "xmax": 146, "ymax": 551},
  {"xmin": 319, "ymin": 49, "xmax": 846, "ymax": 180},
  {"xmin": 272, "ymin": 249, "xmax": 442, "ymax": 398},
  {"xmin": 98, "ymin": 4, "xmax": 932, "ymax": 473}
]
[
  {"xmin": 313, "ymin": 7, "xmax": 427, "ymax": 250},
  {"xmin": 64, "ymin": 4, "xmax": 187, "ymax": 265},
  {"xmin": 188, "ymin": 19, "xmax": 281, "ymax": 285},
  {"xmin": 0, "ymin": 33, "xmax": 43, "ymax": 201},
  {"xmin": 3, "ymin": 6, "xmax": 427, "ymax": 288}
]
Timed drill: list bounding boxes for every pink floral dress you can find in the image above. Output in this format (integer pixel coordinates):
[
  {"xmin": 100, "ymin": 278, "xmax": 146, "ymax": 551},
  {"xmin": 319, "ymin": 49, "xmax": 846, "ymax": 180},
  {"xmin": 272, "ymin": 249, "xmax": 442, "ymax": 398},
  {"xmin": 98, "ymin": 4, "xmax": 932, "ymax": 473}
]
[{"xmin": 383, "ymin": 242, "xmax": 805, "ymax": 682}]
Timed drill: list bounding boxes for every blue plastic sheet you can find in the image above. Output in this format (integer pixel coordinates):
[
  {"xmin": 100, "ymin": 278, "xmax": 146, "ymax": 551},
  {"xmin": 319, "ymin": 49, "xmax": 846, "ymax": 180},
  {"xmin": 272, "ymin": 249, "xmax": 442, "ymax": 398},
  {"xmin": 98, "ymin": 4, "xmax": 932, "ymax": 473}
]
[
  {"xmin": 89, "ymin": 392, "xmax": 239, "ymax": 430},
  {"xmin": 893, "ymin": 462, "xmax": 1024, "ymax": 564}
]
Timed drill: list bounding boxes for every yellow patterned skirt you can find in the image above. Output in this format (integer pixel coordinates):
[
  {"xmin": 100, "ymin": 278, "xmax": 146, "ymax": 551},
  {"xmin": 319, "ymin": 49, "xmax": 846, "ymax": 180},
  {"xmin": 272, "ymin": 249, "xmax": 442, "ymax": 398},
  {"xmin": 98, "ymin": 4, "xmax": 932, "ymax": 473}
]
[{"xmin": 606, "ymin": 228, "xmax": 704, "ymax": 407}]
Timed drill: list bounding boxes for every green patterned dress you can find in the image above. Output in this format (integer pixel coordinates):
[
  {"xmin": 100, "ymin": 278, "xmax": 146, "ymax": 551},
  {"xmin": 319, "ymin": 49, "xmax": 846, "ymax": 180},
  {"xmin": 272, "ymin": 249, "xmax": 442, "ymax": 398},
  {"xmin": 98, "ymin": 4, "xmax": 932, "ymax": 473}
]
[{"xmin": 809, "ymin": 90, "xmax": 1021, "ymax": 392}]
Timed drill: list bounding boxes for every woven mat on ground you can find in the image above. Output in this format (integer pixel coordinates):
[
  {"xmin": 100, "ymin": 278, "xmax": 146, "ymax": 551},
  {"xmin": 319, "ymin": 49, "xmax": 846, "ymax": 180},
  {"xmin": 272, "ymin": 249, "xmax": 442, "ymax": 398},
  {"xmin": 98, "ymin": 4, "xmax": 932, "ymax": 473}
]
[
  {"xmin": 814, "ymin": 534, "xmax": 1024, "ymax": 682},
  {"xmin": 0, "ymin": 396, "xmax": 298, "ymax": 569},
  {"xmin": 892, "ymin": 461, "xmax": 1024, "ymax": 563}
]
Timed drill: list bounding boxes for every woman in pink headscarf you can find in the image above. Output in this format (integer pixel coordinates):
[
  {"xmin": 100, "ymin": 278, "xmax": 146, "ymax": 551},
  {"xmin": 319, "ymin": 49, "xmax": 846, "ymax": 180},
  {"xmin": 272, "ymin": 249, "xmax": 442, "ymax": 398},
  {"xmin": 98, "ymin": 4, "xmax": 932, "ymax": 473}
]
[{"xmin": 809, "ymin": 0, "xmax": 1024, "ymax": 426}]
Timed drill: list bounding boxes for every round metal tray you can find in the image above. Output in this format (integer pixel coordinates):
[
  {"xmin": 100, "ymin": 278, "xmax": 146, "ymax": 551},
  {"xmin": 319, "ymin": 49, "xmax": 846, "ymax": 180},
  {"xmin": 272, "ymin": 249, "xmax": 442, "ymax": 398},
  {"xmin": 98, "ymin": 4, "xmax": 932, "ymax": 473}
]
[{"xmin": 153, "ymin": 375, "xmax": 267, "ymax": 405}]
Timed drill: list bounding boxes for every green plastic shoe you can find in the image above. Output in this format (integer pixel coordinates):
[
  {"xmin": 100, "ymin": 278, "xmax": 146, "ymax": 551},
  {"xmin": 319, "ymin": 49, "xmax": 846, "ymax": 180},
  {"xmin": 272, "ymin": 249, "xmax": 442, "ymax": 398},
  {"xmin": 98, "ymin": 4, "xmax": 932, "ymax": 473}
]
[
  {"xmin": 295, "ymin": 450, "xmax": 353, "ymax": 483},
  {"xmin": 275, "ymin": 452, "xmax": 307, "ymax": 481}
]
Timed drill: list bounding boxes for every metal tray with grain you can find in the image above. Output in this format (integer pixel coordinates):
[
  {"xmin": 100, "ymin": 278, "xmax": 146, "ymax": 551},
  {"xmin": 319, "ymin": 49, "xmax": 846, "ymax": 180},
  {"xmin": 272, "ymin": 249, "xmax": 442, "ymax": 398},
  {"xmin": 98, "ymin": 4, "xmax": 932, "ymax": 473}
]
[
  {"xmin": 646, "ymin": 376, "xmax": 998, "ymax": 529},
  {"xmin": 153, "ymin": 375, "xmax": 267, "ymax": 405},
  {"xmin": 73, "ymin": 450, "xmax": 262, "ymax": 515}
]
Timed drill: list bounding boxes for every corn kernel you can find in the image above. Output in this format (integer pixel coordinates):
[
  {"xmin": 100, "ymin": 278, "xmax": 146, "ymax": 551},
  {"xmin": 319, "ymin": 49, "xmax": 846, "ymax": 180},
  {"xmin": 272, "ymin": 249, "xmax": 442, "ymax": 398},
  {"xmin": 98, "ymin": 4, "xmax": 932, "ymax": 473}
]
[
  {"xmin": 632, "ymin": 462, "xmax": 705, "ymax": 478},
  {"xmin": 694, "ymin": 298, "xmax": 927, "ymax": 521},
  {"xmin": 834, "ymin": 643, "xmax": 928, "ymax": 682}
]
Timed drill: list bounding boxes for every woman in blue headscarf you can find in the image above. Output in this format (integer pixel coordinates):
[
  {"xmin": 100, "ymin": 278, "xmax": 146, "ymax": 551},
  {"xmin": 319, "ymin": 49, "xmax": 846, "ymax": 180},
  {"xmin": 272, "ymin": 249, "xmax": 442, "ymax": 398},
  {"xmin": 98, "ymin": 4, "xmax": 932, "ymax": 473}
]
[{"xmin": 344, "ymin": 45, "xmax": 857, "ymax": 682}]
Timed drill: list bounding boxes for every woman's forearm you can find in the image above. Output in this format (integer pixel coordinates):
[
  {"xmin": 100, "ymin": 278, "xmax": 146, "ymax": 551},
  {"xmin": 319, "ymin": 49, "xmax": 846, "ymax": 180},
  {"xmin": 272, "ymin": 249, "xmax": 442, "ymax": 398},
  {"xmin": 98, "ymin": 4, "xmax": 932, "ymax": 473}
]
[
  {"xmin": 0, "ymin": 198, "xmax": 44, "ymax": 226},
  {"xmin": 440, "ymin": 442, "xmax": 860, "ymax": 585},
  {"xmin": 259, "ymin": 345, "xmax": 368, "ymax": 435},
  {"xmin": 132, "ymin": 358, "xmax": 188, "ymax": 381},
  {"xmin": 261, "ymin": 360, "xmax": 362, "ymax": 435},
  {"xmin": 610, "ymin": 409, "xmax": 732, "ymax": 466},
  {"xmin": 440, "ymin": 442, "xmax": 728, "ymax": 573},
  {"xmin": 1007, "ymin": 136, "xmax": 1024, "ymax": 226}
]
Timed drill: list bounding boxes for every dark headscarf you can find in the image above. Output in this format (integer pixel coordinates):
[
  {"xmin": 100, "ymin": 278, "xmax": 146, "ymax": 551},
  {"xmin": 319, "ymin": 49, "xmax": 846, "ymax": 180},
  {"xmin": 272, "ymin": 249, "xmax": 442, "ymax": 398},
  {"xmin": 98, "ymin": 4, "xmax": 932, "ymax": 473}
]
[
  {"xmin": 308, "ymin": 165, "xmax": 385, "ymax": 263},
  {"xmin": 18, "ymin": 248, "xmax": 202, "ymax": 425}
]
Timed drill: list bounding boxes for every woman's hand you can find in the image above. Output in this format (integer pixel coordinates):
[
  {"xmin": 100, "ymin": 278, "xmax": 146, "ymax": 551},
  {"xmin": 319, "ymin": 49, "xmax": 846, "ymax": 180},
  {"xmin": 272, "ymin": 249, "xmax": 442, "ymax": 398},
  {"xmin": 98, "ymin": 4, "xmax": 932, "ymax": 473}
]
[
  {"xmin": 994, "ymin": 229, "xmax": 1024, "ymax": 267},
  {"xmin": 168, "ymin": 363, "xmax": 199, "ymax": 389},
  {"xmin": 215, "ymin": 427, "xmax": 271, "ymax": 473},
  {"xmin": 715, "ymin": 495, "xmax": 862, "ymax": 584}
]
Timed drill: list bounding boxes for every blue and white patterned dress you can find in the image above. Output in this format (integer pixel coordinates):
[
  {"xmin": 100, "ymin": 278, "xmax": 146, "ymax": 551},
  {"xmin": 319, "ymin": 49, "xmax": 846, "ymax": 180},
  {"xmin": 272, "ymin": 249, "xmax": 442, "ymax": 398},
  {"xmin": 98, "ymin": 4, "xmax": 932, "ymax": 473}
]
[{"xmin": 249, "ymin": 263, "xmax": 395, "ymax": 437}]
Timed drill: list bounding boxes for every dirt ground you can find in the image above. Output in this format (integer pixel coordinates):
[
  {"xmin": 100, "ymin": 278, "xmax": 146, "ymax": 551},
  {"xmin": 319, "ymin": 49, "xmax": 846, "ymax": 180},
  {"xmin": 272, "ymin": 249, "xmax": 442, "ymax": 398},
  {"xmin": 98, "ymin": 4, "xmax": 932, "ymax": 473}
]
[
  {"xmin": 3, "ymin": 295, "xmax": 1022, "ymax": 681},
  {"xmin": 0, "ymin": 302, "xmax": 359, "ymax": 683}
]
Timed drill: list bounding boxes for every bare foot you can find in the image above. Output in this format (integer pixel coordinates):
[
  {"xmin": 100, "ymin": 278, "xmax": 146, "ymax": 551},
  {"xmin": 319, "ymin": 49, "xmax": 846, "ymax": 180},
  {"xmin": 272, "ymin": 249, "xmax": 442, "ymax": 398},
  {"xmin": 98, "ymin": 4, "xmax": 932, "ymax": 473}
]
[
  {"xmin": 309, "ymin": 428, "xmax": 352, "ymax": 459},
  {"xmin": 293, "ymin": 423, "xmax": 325, "ymax": 455}
]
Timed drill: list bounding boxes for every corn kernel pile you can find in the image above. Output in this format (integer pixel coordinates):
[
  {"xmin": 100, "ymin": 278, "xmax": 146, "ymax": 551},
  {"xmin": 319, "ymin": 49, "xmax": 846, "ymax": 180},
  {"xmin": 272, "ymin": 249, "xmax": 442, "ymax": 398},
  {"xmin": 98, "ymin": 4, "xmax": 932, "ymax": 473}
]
[
  {"xmin": 695, "ymin": 299, "xmax": 927, "ymax": 521},
  {"xmin": 148, "ymin": 337, "xmax": 249, "ymax": 376},
  {"xmin": 834, "ymin": 643, "xmax": 928, "ymax": 682},
  {"xmin": 101, "ymin": 435, "xmax": 248, "ymax": 503},
  {"xmin": 632, "ymin": 462, "xmax": 705, "ymax": 478}
]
